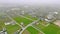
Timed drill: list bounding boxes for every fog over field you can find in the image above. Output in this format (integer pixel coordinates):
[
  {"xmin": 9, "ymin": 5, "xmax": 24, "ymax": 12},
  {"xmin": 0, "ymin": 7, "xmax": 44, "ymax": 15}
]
[{"xmin": 0, "ymin": 0, "xmax": 60, "ymax": 18}]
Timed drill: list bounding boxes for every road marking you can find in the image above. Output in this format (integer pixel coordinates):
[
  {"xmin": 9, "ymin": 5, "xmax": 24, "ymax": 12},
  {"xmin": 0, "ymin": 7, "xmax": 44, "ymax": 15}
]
[
  {"xmin": 41, "ymin": 23, "xmax": 50, "ymax": 27},
  {"xmin": 5, "ymin": 13, "xmax": 23, "ymax": 28},
  {"xmin": 16, "ymin": 14, "xmax": 34, "ymax": 21},
  {"xmin": 32, "ymin": 26, "xmax": 45, "ymax": 34},
  {"xmin": 19, "ymin": 19, "xmax": 40, "ymax": 34}
]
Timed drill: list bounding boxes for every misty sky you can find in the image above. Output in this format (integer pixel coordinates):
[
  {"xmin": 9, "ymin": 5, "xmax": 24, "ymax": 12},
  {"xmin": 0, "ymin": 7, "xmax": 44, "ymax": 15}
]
[{"xmin": 0, "ymin": 0, "xmax": 60, "ymax": 5}]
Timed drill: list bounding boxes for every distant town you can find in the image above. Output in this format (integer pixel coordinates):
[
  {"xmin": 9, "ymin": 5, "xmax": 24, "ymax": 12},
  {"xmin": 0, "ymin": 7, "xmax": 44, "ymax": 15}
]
[{"xmin": 0, "ymin": 0, "xmax": 60, "ymax": 34}]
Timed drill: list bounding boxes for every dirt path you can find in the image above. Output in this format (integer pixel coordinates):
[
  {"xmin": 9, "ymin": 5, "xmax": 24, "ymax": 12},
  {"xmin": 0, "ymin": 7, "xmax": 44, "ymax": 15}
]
[{"xmin": 54, "ymin": 20, "xmax": 60, "ymax": 27}]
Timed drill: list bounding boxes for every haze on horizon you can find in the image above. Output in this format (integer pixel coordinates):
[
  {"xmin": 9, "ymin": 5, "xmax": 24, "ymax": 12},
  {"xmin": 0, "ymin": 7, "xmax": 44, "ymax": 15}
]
[
  {"xmin": 0, "ymin": 0, "xmax": 60, "ymax": 18},
  {"xmin": 0, "ymin": 0, "xmax": 60, "ymax": 5}
]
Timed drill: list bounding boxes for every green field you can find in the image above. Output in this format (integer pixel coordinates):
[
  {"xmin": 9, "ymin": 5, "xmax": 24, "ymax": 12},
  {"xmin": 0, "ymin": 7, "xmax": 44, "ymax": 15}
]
[
  {"xmin": 0, "ymin": 15, "xmax": 11, "ymax": 31},
  {"xmin": 0, "ymin": 15, "xmax": 60, "ymax": 34},
  {"xmin": 24, "ymin": 14, "xmax": 38, "ymax": 20},
  {"xmin": 0, "ymin": 22, "xmax": 5, "ymax": 31},
  {"xmin": 33, "ymin": 21, "xmax": 60, "ymax": 34},
  {"xmin": 13, "ymin": 16, "xmax": 33, "ymax": 26},
  {"xmin": 0, "ymin": 15, "xmax": 21, "ymax": 34},
  {"xmin": 27, "ymin": 26, "xmax": 40, "ymax": 34},
  {"xmin": 41, "ymin": 24, "xmax": 60, "ymax": 34},
  {"xmin": 6, "ymin": 24, "xmax": 21, "ymax": 34}
]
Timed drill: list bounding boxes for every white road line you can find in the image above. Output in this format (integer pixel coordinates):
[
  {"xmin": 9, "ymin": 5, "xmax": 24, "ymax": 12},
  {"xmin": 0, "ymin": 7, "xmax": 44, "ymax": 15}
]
[
  {"xmin": 19, "ymin": 19, "xmax": 40, "ymax": 34},
  {"xmin": 5, "ymin": 14, "xmax": 23, "ymax": 28},
  {"xmin": 17, "ymin": 14, "xmax": 34, "ymax": 21},
  {"xmin": 41, "ymin": 23, "xmax": 50, "ymax": 27},
  {"xmin": 5, "ymin": 11, "xmax": 40, "ymax": 34},
  {"xmin": 32, "ymin": 26, "xmax": 45, "ymax": 34},
  {"xmin": 45, "ymin": 23, "xmax": 50, "ymax": 27}
]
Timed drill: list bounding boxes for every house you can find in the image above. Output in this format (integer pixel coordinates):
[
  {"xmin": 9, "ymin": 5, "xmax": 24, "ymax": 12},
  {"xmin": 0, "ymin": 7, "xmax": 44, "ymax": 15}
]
[
  {"xmin": 0, "ymin": 28, "xmax": 7, "ymax": 34},
  {"xmin": 5, "ymin": 21, "xmax": 16, "ymax": 25}
]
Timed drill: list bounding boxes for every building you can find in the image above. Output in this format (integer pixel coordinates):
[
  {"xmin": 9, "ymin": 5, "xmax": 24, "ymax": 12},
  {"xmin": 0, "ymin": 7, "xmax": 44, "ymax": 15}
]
[{"xmin": 0, "ymin": 28, "xmax": 7, "ymax": 34}]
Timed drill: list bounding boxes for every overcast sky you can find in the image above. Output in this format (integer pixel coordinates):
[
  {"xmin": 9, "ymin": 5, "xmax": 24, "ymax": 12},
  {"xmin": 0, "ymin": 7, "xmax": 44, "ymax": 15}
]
[{"xmin": 0, "ymin": 0, "xmax": 60, "ymax": 5}]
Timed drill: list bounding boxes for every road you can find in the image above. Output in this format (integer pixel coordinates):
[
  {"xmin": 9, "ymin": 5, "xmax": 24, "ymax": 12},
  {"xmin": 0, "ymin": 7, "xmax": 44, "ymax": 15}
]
[
  {"xmin": 5, "ymin": 11, "xmax": 40, "ymax": 34},
  {"xmin": 17, "ymin": 14, "xmax": 34, "ymax": 21},
  {"xmin": 19, "ymin": 19, "xmax": 40, "ymax": 34},
  {"xmin": 5, "ymin": 13, "xmax": 23, "ymax": 28}
]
